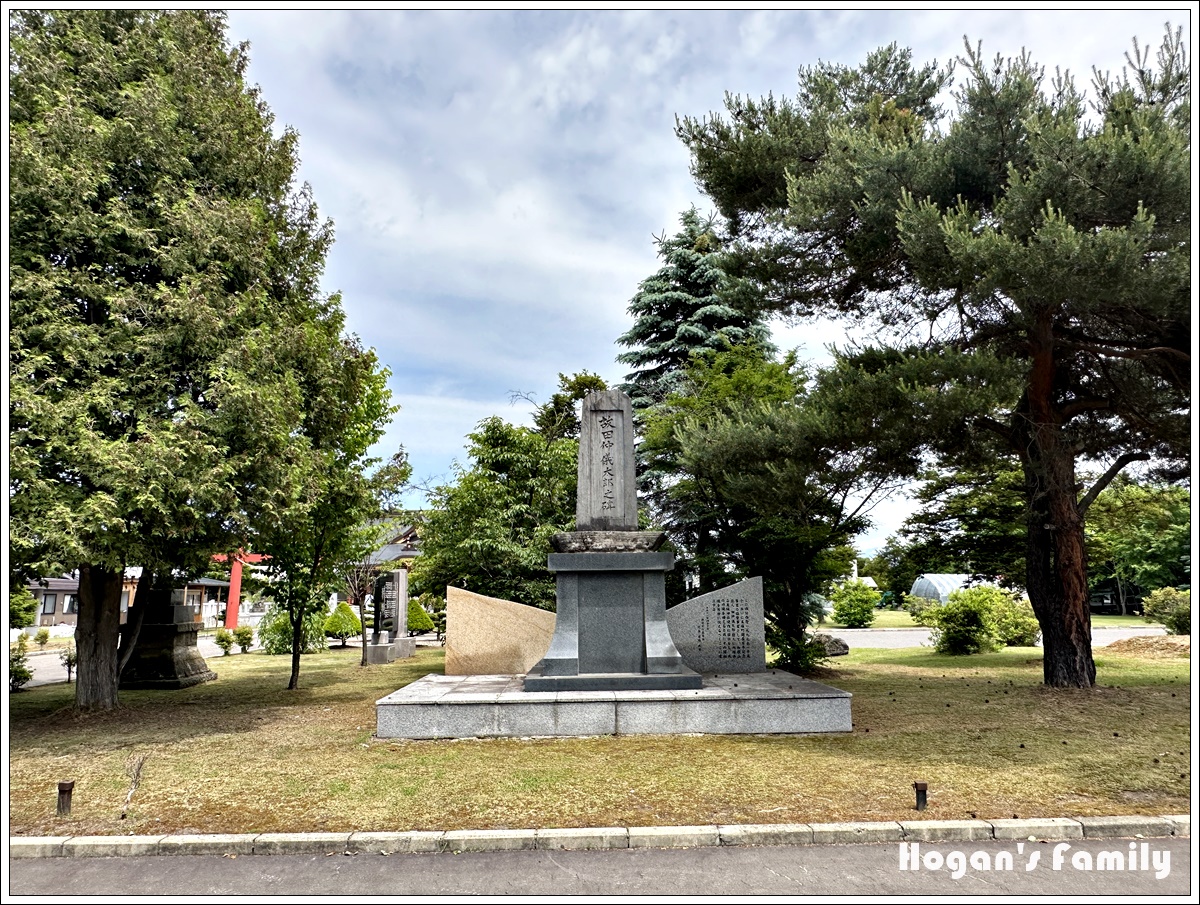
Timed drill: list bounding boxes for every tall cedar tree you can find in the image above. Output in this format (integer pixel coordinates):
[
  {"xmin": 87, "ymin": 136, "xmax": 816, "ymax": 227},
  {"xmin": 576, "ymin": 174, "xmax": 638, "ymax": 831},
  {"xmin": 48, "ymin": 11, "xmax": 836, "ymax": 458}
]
[
  {"xmin": 9, "ymin": 11, "xmax": 362, "ymax": 707},
  {"xmin": 677, "ymin": 33, "xmax": 1189, "ymax": 686}
]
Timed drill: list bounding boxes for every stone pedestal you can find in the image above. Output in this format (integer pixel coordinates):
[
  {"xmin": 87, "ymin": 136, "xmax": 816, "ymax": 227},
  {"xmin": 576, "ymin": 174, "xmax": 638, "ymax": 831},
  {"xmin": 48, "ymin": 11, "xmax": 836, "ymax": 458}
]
[
  {"xmin": 120, "ymin": 621, "xmax": 217, "ymax": 690},
  {"xmin": 365, "ymin": 633, "xmax": 417, "ymax": 664},
  {"xmin": 366, "ymin": 632, "xmax": 396, "ymax": 665},
  {"xmin": 378, "ymin": 671, "xmax": 852, "ymax": 739},
  {"xmin": 524, "ymin": 551, "xmax": 700, "ymax": 691}
]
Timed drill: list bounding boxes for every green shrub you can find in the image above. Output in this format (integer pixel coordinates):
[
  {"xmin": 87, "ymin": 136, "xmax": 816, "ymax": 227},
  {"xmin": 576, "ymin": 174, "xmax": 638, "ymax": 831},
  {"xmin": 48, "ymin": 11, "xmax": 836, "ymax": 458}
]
[
  {"xmin": 925, "ymin": 586, "xmax": 1037, "ymax": 654},
  {"xmin": 928, "ymin": 595, "xmax": 1000, "ymax": 655},
  {"xmin": 830, "ymin": 580, "xmax": 879, "ymax": 628},
  {"xmin": 257, "ymin": 604, "xmax": 328, "ymax": 655},
  {"xmin": 214, "ymin": 627, "xmax": 235, "ymax": 656},
  {"xmin": 419, "ymin": 593, "xmax": 446, "ymax": 640},
  {"xmin": 1144, "ymin": 588, "xmax": 1190, "ymax": 634},
  {"xmin": 992, "ymin": 596, "xmax": 1041, "ymax": 647},
  {"xmin": 903, "ymin": 595, "xmax": 940, "ymax": 626},
  {"xmin": 767, "ymin": 626, "xmax": 830, "ymax": 673},
  {"xmin": 324, "ymin": 602, "xmax": 363, "ymax": 647},
  {"xmin": 1163, "ymin": 601, "xmax": 1189, "ymax": 635},
  {"xmin": 232, "ymin": 625, "xmax": 254, "ymax": 653},
  {"xmin": 59, "ymin": 641, "xmax": 77, "ymax": 682},
  {"xmin": 34, "ymin": 627, "xmax": 50, "ymax": 649},
  {"xmin": 9, "ymin": 634, "xmax": 32, "ymax": 691},
  {"xmin": 407, "ymin": 598, "xmax": 434, "ymax": 635}
]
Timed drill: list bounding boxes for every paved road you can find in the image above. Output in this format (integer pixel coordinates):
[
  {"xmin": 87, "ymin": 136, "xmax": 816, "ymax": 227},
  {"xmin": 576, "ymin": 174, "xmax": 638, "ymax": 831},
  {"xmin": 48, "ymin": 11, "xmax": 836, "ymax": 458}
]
[
  {"xmin": 21, "ymin": 626, "xmax": 1164, "ymax": 687},
  {"xmin": 7, "ymin": 839, "xmax": 1190, "ymax": 896},
  {"xmin": 824, "ymin": 625, "xmax": 1167, "ymax": 649}
]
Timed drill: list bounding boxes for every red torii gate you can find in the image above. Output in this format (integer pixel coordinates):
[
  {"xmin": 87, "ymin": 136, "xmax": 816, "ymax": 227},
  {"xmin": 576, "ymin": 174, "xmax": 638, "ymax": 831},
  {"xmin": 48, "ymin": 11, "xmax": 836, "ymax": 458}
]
[{"xmin": 211, "ymin": 551, "xmax": 268, "ymax": 629}]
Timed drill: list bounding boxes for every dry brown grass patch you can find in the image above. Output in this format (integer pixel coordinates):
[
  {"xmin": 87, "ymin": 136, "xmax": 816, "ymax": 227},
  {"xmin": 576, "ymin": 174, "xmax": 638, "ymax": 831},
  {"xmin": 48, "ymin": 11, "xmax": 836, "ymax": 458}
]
[
  {"xmin": 8, "ymin": 644, "xmax": 1189, "ymax": 836},
  {"xmin": 1101, "ymin": 636, "xmax": 1189, "ymax": 658}
]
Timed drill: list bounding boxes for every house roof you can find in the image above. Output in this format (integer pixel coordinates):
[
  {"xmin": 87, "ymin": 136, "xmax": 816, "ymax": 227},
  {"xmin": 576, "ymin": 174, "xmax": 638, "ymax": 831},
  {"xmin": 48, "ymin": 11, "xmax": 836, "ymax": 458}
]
[
  {"xmin": 368, "ymin": 543, "xmax": 418, "ymax": 565},
  {"xmin": 26, "ymin": 576, "xmax": 79, "ymax": 593},
  {"xmin": 191, "ymin": 577, "xmax": 231, "ymax": 588}
]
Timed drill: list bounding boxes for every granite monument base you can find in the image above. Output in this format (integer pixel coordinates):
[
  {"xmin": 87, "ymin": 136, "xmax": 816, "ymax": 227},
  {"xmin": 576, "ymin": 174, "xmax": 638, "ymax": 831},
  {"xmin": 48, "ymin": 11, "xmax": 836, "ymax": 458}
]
[
  {"xmin": 120, "ymin": 622, "xmax": 217, "ymax": 690},
  {"xmin": 393, "ymin": 636, "xmax": 417, "ymax": 659},
  {"xmin": 526, "ymin": 550, "xmax": 700, "ymax": 691},
  {"xmin": 365, "ymin": 633, "xmax": 416, "ymax": 664},
  {"xmin": 377, "ymin": 670, "xmax": 852, "ymax": 739}
]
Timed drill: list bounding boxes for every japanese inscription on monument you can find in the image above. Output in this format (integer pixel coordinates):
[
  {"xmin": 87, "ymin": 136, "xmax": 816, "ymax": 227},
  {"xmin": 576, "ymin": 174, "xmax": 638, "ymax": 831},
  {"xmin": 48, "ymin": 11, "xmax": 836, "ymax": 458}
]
[
  {"xmin": 694, "ymin": 598, "xmax": 752, "ymax": 661},
  {"xmin": 577, "ymin": 389, "xmax": 638, "ymax": 531}
]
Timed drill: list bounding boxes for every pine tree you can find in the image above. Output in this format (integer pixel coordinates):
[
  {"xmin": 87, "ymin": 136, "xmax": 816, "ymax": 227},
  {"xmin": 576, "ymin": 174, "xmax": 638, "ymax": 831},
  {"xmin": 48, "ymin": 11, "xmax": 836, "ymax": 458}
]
[{"xmin": 677, "ymin": 30, "xmax": 1189, "ymax": 687}]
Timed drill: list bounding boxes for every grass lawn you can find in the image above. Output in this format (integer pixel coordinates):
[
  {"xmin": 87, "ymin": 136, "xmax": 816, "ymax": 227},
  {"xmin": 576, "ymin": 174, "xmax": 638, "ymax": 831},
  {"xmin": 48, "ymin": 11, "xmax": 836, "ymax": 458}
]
[{"xmin": 8, "ymin": 644, "xmax": 1188, "ymax": 837}]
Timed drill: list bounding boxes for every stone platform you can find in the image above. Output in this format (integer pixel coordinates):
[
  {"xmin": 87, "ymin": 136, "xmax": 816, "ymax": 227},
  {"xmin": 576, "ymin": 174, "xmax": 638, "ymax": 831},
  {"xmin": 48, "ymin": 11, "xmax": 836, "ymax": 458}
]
[{"xmin": 376, "ymin": 670, "xmax": 851, "ymax": 739}]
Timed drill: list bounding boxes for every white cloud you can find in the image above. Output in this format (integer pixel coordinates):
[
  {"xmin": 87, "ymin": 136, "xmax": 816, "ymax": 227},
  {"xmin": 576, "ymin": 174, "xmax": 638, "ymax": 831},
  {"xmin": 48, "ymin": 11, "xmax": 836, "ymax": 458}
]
[{"xmin": 222, "ymin": 8, "xmax": 1185, "ymax": 541}]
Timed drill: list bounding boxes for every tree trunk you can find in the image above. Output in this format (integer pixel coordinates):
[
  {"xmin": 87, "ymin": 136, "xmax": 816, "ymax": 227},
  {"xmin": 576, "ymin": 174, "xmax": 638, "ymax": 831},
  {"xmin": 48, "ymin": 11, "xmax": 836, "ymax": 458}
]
[
  {"xmin": 358, "ymin": 596, "xmax": 369, "ymax": 667},
  {"xmin": 75, "ymin": 563, "xmax": 126, "ymax": 710},
  {"xmin": 1020, "ymin": 319, "xmax": 1096, "ymax": 687},
  {"xmin": 288, "ymin": 605, "xmax": 303, "ymax": 690}
]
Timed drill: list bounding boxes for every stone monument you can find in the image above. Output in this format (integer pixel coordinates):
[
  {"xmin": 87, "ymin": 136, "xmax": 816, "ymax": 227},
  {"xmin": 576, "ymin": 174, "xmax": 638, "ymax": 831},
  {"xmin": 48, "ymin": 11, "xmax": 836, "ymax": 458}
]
[
  {"xmin": 376, "ymin": 389, "xmax": 853, "ymax": 739},
  {"xmin": 365, "ymin": 569, "xmax": 415, "ymax": 663},
  {"xmin": 120, "ymin": 588, "xmax": 216, "ymax": 690},
  {"xmin": 666, "ymin": 577, "xmax": 766, "ymax": 674},
  {"xmin": 524, "ymin": 390, "xmax": 701, "ymax": 691}
]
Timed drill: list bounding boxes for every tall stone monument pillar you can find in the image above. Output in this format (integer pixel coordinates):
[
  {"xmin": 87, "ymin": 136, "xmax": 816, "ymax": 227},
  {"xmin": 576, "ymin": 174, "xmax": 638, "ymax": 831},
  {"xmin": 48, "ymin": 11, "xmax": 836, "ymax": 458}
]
[{"xmin": 525, "ymin": 389, "xmax": 701, "ymax": 691}]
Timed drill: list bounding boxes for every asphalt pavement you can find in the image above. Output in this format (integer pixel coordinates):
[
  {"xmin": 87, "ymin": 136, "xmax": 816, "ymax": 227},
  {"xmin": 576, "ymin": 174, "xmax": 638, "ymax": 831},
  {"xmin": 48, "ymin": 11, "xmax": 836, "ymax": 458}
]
[{"xmin": 7, "ymin": 835, "xmax": 1192, "ymax": 896}]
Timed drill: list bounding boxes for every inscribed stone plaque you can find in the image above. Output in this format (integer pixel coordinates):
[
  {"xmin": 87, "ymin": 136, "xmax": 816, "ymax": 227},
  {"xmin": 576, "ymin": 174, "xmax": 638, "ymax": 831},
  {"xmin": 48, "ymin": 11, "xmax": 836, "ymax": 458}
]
[
  {"xmin": 576, "ymin": 390, "xmax": 638, "ymax": 531},
  {"xmin": 665, "ymin": 577, "xmax": 766, "ymax": 674},
  {"xmin": 375, "ymin": 569, "xmax": 405, "ymax": 636}
]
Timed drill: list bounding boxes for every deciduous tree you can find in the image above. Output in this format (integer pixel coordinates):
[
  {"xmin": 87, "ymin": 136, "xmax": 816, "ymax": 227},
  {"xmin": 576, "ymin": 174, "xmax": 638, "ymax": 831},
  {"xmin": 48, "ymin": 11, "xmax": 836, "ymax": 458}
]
[
  {"xmin": 409, "ymin": 418, "xmax": 577, "ymax": 610},
  {"xmin": 1085, "ymin": 477, "xmax": 1190, "ymax": 606},
  {"xmin": 253, "ymin": 339, "xmax": 398, "ymax": 690}
]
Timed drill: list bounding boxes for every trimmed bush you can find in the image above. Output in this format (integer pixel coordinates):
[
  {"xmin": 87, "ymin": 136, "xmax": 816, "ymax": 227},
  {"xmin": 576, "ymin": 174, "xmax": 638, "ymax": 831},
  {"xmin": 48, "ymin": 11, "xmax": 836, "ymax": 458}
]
[
  {"xmin": 830, "ymin": 580, "xmax": 879, "ymax": 628},
  {"xmin": 324, "ymin": 602, "xmax": 363, "ymax": 647},
  {"xmin": 232, "ymin": 625, "xmax": 254, "ymax": 653},
  {"xmin": 257, "ymin": 603, "xmax": 328, "ymax": 655},
  {"xmin": 214, "ymin": 627, "xmax": 235, "ymax": 656},
  {"xmin": 407, "ymin": 598, "xmax": 434, "ymax": 635},
  {"xmin": 1144, "ymin": 588, "xmax": 1190, "ymax": 634},
  {"xmin": 34, "ymin": 627, "xmax": 50, "ymax": 649},
  {"xmin": 419, "ymin": 593, "xmax": 446, "ymax": 641}
]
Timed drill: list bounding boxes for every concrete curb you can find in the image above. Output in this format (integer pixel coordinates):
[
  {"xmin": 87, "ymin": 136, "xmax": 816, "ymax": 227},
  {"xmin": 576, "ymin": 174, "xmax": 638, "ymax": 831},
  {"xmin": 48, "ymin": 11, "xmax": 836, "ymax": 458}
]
[{"xmin": 8, "ymin": 814, "xmax": 1189, "ymax": 859}]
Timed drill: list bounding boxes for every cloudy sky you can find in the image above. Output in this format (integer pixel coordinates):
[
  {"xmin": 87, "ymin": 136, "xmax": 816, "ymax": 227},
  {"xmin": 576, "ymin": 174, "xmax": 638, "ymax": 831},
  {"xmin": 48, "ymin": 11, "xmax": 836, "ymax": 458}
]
[{"xmin": 224, "ymin": 8, "xmax": 1187, "ymax": 552}]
